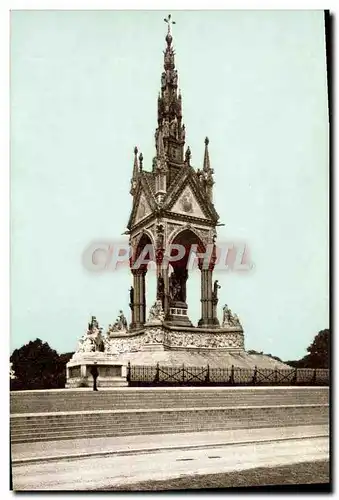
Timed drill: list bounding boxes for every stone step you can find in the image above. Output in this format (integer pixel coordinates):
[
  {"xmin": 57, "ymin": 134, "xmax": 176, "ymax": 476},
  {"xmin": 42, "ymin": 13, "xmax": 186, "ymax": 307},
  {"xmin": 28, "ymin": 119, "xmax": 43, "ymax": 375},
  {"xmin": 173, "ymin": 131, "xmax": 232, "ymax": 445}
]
[
  {"xmin": 11, "ymin": 403, "xmax": 328, "ymax": 422},
  {"xmin": 10, "ymin": 388, "xmax": 328, "ymax": 414},
  {"xmin": 12, "ymin": 414, "xmax": 328, "ymax": 439},
  {"xmin": 11, "ymin": 410, "xmax": 326, "ymax": 433},
  {"xmin": 11, "ymin": 403, "xmax": 328, "ymax": 420},
  {"xmin": 12, "ymin": 392, "xmax": 325, "ymax": 403},
  {"xmin": 11, "ymin": 405, "xmax": 328, "ymax": 443},
  {"xmin": 11, "ymin": 417, "xmax": 329, "ymax": 444},
  {"xmin": 13, "ymin": 412, "xmax": 326, "ymax": 433}
]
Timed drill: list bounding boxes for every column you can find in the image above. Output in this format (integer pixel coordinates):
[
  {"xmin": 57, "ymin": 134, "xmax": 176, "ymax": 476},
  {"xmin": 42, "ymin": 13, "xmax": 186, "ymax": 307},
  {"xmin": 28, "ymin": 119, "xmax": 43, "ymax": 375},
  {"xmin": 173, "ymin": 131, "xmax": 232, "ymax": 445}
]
[
  {"xmin": 198, "ymin": 265, "xmax": 216, "ymax": 326},
  {"xmin": 207, "ymin": 270, "xmax": 213, "ymax": 320},
  {"xmin": 131, "ymin": 269, "xmax": 146, "ymax": 329},
  {"xmin": 141, "ymin": 270, "xmax": 146, "ymax": 324},
  {"xmin": 156, "ymin": 247, "xmax": 170, "ymax": 316},
  {"xmin": 210, "ymin": 244, "xmax": 220, "ymax": 325},
  {"xmin": 199, "ymin": 265, "xmax": 209, "ymax": 326}
]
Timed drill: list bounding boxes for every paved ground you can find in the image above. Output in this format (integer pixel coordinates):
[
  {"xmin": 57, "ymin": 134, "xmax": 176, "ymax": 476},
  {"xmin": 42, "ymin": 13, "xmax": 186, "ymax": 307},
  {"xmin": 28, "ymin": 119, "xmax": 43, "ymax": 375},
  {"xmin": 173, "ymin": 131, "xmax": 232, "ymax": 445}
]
[
  {"xmin": 11, "ymin": 425, "xmax": 329, "ymax": 491},
  {"xmin": 12, "ymin": 436, "xmax": 329, "ymax": 491}
]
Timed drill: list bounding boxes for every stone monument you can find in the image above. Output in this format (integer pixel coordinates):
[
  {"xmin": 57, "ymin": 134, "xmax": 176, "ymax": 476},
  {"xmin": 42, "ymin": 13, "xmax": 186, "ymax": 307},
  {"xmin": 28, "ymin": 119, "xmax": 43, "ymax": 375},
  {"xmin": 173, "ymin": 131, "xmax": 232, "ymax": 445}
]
[{"xmin": 66, "ymin": 17, "xmax": 288, "ymax": 388}]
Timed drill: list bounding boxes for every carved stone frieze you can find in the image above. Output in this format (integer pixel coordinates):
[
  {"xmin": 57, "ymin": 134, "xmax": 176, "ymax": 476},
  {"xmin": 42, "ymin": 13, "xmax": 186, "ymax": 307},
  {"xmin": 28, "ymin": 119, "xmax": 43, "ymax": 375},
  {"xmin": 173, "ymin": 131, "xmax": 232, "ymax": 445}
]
[
  {"xmin": 143, "ymin": 327, "xmax": 164, "ymax": 344},
  {"xmin": 163, "ymin": 330, "xmax": 244, "ymax": 349},
  {"xmin": 75, "ymin": 318, "xmax": 244, "ymax": 357},
  {"xmin": 104, "ymin": 335, "xmax": 144, "ymax": 355}
]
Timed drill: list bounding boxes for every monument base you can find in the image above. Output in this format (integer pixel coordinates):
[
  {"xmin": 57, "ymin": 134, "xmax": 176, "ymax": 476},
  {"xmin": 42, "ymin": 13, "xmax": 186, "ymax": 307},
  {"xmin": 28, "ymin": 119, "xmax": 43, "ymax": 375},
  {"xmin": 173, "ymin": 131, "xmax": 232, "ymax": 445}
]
[
  {"xmin": 66, "ymin": 352, "xmax": 128, "ymax": 389},
  {"xmin": 69, "ymin": 322, "xmax": 258, "ymax": 370},
  {"xmin": 67, "ymin": 320, "xmax": 292, "ymax": 387}
]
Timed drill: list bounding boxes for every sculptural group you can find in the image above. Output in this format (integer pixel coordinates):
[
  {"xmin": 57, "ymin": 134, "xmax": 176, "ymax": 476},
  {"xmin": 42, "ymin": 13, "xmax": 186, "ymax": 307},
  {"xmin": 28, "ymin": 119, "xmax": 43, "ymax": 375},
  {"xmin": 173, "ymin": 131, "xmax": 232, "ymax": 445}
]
[{"xmin": 222, "ymin": 304, "xmax": 241, "ymax": 327}]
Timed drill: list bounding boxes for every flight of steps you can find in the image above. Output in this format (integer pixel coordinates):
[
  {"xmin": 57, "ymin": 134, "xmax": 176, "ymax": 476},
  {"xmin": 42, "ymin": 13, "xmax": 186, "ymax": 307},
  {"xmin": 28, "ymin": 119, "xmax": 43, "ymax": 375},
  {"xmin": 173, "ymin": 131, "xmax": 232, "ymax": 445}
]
[{"xmin": 10, "ymin": 387, "xmax": 329, "ymax": 444}]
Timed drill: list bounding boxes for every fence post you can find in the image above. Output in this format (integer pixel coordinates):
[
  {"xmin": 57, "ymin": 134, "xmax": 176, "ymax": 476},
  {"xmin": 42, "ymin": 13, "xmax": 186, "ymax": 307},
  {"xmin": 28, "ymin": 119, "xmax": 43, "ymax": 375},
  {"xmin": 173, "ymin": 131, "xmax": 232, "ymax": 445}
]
[
  {"xmin": 274, "ymin": 367, "xmax": 278, "ymax": 385},
  {"xmin": 182, "ymin": 364, "xmax": 185, "ymax": 384},
  {"xmin": 126, "ymin": 361, "xmax": 131, "ymax": 383},
  {"xmin": 252, "ymin": 366, "xmax": 257, "ymax": 385},
  {"xmin": 154, "ymin": 362, "xmax": 160, "ymax": 383},
  {"xmin": 229, "ymin": 365, "xmax": 235, "ymax": 385},
  {"xmin": 312, "ymin": 369, "xmax": 317, "ymax": 385},
  {"xmin": 292, "ymin": 368, "xmax": 298, "ymax": 385},
  {"xmin": 205, "ymin": 364, "xmax": 210, "ymax": 383}
]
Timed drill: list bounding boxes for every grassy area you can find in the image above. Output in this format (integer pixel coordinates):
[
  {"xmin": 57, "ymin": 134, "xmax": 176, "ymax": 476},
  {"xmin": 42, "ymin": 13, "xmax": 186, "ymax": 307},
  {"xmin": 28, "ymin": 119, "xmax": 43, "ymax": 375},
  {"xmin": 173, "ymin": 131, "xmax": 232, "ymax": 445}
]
[{"xmin": 104, "ymin": 460, "xmax": 330, "ymax": 491}]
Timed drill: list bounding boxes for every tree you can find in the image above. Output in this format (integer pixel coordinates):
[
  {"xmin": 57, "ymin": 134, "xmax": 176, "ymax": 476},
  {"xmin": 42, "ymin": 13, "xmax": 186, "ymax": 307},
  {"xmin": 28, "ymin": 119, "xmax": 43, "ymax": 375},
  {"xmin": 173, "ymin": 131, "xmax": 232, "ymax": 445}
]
[
  {"xmin": 285, "ymin": 329, "xmax": 330, "ymax": 369},
  {"xmin": 10, "ymin": 362, "xmax": 16, "ymax": 380},
  {"xmin": 59, "ymin": 352, "xmax": 74, "ymax": 365},
  {"xmin": 305, "ymin": 329, "xmax": 329, "ymax": 368},
  {"xmin": 10, "ymin": 338, "xmax": 66, "ymax": 391}
]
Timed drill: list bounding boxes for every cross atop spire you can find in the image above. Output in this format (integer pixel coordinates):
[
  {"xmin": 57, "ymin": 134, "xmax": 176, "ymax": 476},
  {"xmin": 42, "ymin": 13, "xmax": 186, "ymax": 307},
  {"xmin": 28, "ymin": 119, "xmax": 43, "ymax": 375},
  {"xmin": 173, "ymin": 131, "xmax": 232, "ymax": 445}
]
[{"xmin": 164, "ymin": 14, "xmax": 176, "ymax": 37}]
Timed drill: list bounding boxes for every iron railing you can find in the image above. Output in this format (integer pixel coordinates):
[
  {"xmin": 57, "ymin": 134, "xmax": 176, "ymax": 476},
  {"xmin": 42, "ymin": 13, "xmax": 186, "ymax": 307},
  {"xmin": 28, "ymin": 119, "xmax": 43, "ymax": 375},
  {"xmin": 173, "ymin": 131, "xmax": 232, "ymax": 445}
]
[{"xmin": 126, "ymin": 363, "xmax": 330, "ymax": 386}]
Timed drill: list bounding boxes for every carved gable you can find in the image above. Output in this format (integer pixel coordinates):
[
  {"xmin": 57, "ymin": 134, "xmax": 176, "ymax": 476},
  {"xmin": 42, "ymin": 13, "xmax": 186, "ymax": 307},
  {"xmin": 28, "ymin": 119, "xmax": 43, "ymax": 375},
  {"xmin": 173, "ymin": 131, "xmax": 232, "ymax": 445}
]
[
  {"xmin": 134, "ymin": 192, "xmax": 152, "ymax": 224},
  {"xmin": 170, "ymin": 185, "xmax": 206, "ymax": 219}
]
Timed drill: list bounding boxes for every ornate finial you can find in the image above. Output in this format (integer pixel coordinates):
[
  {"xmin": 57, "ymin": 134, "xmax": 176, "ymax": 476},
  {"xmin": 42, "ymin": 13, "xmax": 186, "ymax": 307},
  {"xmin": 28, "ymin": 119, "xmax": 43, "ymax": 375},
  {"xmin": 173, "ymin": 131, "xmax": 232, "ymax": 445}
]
[
  {"xmin": 139, "ymin": 153, "xmax": 143, "ymax": 171},
  {"xmin": 164, "ymin": 14, "xmax": 176, "ymax": 37},
  {"xmin": 185, "ymin": 146, "xmax": 191, "ymax": 164},
  {"xmin": 203, "ymin": 137, "xmax": 211, "ymax": 172},
  {"xmin": 130, "ymin": 146, "xmax": 139, "ymax": 195}
]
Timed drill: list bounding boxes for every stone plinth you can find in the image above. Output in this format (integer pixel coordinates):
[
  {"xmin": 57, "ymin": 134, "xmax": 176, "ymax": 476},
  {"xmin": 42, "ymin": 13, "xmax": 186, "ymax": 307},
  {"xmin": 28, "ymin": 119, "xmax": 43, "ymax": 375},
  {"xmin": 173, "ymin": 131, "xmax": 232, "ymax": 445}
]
[
  {"xmin": 66, "ymin": 352, "xmax": 128, "ymax": 388},
  {"xmin": 67, "ymin": 318, "xmax": 291, "ymax": 375},
  {"xmin": 80, "ymin": 322, "xmax": 247, "ymax": 369}
]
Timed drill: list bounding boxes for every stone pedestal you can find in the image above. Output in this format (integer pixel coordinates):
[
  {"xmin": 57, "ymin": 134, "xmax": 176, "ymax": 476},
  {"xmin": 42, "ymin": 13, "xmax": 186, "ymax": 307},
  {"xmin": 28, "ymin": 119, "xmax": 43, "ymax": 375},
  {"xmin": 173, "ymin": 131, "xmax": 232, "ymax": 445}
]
[
  {"xmin": 165, "ymin": 301, "xmax": 193, "ymax": 326},
  {"xmin": 66, "ymin": 352, "xmax": 128, "ymax": 388}
]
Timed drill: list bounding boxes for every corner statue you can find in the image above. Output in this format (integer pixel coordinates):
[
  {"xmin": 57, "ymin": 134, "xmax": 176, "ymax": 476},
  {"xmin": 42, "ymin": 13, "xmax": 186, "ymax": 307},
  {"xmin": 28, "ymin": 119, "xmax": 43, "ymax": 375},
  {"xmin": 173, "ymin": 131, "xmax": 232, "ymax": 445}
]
[
  {"xmin": 147, "ymin": 300, "xmax": 165, "ymax": 323},
  {"xmin": 222, "ymin": 304, "xmax": 241, "ymax": 327},
  {"xmin": 76, "ymin": 316, "xmax": 104, "ymax": 353},
  {"xmin": 129, "ymin": 287, "xmax": 134, "ymax": 310},
  {"xmin": 107, "ymin": 310, "xmax": 128, "ymax": 335},
  {"xmin": 212, "ymin": 280, "xmax": 221, "ymax": 303}
]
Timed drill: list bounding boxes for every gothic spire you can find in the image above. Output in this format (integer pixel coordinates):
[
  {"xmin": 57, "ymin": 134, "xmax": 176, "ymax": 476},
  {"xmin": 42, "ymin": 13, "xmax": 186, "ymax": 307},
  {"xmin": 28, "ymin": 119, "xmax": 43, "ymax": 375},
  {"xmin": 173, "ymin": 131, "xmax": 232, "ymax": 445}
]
[
  {"xmin": 155, "ymin": 15, "xmax": 185, "ymax": 165},
  {"xmin": 203, "ymin": 137, "xmax": 211, "ymax": 172},
  {"xmin": 202, "ymin": 137, "xmax": 214, "ymax": 201},
  {"xmin": 130, "ymin": 146, "xmax": 139, "ymax": 195}
]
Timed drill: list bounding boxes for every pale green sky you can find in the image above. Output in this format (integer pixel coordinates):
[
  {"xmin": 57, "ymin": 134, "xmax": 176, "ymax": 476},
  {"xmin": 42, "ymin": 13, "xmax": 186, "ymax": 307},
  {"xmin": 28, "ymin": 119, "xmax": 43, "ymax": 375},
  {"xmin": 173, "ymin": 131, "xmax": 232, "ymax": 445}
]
[{"xmin": 11, "ymin": 10, "xmax": 329, "ymax": 360}]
